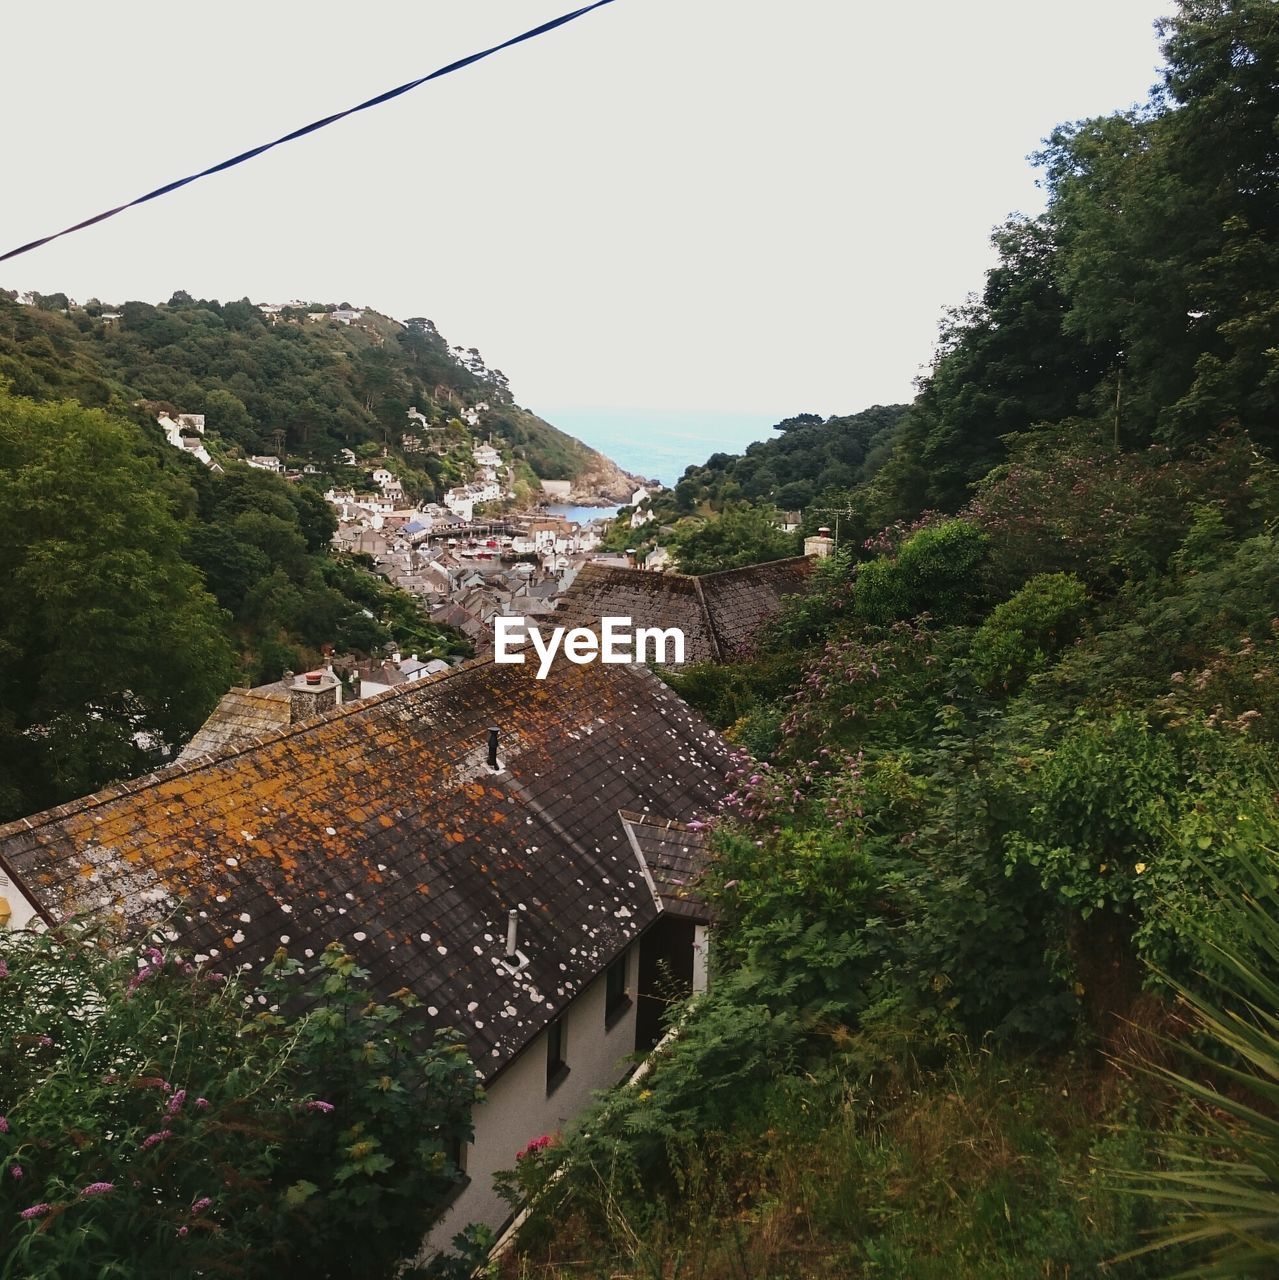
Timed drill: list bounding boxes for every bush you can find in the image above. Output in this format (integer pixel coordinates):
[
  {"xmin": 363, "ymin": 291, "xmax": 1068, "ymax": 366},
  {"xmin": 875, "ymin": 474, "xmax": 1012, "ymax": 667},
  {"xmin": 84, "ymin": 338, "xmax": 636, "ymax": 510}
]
[
  {"xmin": 0, "ymin": 927, "xmax": 480, "ymax": 1279},
  {"xmin": 854, "ymin": 520, "xmax": 988, "ymax": 623},
  {"xmin": 970, "ymin": 572, "xmax": 1089, "ymax": 692}
]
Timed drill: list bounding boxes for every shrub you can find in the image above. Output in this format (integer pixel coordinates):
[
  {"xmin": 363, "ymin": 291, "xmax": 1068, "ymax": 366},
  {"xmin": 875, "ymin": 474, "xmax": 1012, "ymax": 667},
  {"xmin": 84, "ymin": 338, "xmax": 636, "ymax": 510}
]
[
  {"xmin": 854, "ymin": 520, "xmax": 988, "ymax": 624},
  {"xmin": 0, "ymin": 927, "xmax": 479, "ymax": 1279},
  {"xmin": 970, "ymin": 572, "xmax": 1089, "ymax": 692}
]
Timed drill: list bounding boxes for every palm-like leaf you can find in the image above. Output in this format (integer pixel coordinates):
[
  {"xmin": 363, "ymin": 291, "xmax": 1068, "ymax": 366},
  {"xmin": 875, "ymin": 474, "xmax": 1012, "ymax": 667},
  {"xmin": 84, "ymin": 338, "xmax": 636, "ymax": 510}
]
[{"xmin": 1119, "ymin": 842, "xmax": 1279, "ymax": 1277}]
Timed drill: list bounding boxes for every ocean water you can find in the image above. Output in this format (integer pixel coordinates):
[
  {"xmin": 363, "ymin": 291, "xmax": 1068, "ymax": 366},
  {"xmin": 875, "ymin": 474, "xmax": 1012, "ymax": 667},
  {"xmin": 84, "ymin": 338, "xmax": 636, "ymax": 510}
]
[
  {"xmin": 541, "ymin": 407, "xmax": 785, "ymax": 486},
  {"xmin": 544, "ymin": 504, "xmax": 619, "ymax": 523}
]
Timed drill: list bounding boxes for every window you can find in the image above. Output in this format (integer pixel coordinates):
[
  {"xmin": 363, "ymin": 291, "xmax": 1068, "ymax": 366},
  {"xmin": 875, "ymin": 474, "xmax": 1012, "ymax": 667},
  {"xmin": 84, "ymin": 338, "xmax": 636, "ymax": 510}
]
[
  {"xmin": 605, "ymin": 951, "xmax": 631, "ymax": 1026},
  {"xmin": 546, "ymin": 1015, "xmax": 568, "ymax": 1092}
]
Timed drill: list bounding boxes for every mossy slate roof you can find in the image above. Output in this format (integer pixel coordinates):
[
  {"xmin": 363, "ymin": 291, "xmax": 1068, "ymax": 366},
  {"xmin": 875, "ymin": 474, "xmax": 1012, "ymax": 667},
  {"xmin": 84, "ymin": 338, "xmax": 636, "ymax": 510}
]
[
  {"xmin": 177, "ymin": 685, "xmax": 293, "ymax": 763},
  {"xmin": 0, "ymin": 658, "xmax": 732, "ymax": 1080},
  {"xmin": 555, "ymin": 556, "xmax": 815, "ymax": 663},
  {"xmin": 619, "ymin": 811, "xmax": 711, "ymax": 922}
]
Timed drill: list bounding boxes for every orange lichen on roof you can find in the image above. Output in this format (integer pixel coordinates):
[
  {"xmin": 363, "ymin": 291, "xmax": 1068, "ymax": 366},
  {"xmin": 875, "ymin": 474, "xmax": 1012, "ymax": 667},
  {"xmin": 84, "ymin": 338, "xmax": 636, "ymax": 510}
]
[{"xmin": 0, "ymin": 655, "xmax": 733, "ymax": 1081}]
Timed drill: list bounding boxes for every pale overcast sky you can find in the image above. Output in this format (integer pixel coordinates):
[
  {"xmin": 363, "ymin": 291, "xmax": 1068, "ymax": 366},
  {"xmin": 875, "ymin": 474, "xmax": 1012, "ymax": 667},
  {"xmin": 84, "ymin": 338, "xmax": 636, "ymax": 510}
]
[{"xmin": 3, "ymin": 0, "xmax": 1168, "ymax": 426}]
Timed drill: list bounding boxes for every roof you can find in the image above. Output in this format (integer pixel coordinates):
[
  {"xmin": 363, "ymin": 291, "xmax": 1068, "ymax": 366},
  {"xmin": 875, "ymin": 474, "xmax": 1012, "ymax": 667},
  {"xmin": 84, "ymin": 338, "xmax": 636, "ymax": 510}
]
[
  {"xmin": 0, "ymin": 658, "xmax": 731, "ymax": 1081},
  {"xmin": 619, "ymin": 811, "xmax": 712, "ymax": 922},
  {"xmin": 177, "ymin": 686, "xmax": 293, "ymax": 762},
  {"xmin": 553, "ymin": 556, "xmax": 815, "ymax": 664}
]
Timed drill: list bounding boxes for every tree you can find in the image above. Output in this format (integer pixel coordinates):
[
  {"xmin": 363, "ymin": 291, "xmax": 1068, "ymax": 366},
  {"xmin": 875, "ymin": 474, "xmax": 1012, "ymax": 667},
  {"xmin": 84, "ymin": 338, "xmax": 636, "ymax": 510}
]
[
  {"xmin": 0, "ymin": 387, "xmax": 234, "ymax": 819},
  {"xmin": 670, "ymin": 506, "xmax": 797, "ymax": 574}
]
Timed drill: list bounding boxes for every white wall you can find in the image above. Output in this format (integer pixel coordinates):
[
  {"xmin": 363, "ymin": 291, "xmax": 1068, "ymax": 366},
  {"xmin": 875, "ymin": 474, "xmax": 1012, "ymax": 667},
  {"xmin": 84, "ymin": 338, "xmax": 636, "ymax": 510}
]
[
  {"xmin": 0, "ymin": 867, "xmax": 42, "ymax": 932},
  {"xmin": 425, "ymin": 946, "xmax": 638, "ymax": 1255}
]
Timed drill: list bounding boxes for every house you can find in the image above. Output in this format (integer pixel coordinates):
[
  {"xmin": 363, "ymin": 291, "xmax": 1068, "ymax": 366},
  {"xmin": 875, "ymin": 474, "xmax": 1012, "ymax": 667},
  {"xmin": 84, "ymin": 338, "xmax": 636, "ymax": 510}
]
[
  {"xmin": 472, "ymin": 442, "xmax": 501, "ymax": 469},
  {"xmin": 777, "ymin": 511, "xmax": 803, "ymax": 535},
  {"xmin": 355, "ymin": 652, "xmax": 451, "ymax": 699},
  {"xmin": 644, "ymin": 545, "xmax": 673, "ymax": 573},
  {"xmin": 339, "ymin": 448, "xmax": 358, "ymax": 466},
  {"xmin": 247, "ymin": 455, "xmax": 283, "ymax": 472},
  {"xmin": 0, "ymin": 657, "xmax": 731, "ymax": 1256},
  {"xmin": 444, "ymin": 488, "xmax": 474, "ymax": 522},
  {"xmin": 156, "ymin": 412, "xmax": 221, "ymax": 472},
  {"xmin": 554, "ymin": 556, "xmax": 816, "ymax": 663}
]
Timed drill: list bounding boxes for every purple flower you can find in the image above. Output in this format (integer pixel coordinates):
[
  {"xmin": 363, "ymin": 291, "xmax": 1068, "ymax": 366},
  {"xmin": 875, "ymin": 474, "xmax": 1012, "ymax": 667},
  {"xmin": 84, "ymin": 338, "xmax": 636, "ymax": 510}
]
[
  {"xmin": 80, "ymin": 1182, "xmax": 114, "ymax": 1197},
  {"xmin": 0, "ymin": 1116, "xmax": 8, "ymax": 1134},
  {"xmin": 191, "ymin": 1197, "xmax": 214, "ymax": 1214},
  {"xmin": 143, "ymin": 947, "xmax": 164, "ymax": 967},
  {"xmin": 176, "ymin": 1225, "xmax": 189, "ymax": 1238},
  {"xmin": 304, "ymin": 1100, "xmax": 335, "ymax": 1114},
  {"xmin": 0, "ymin": 958, "xmax": 8, "ymax": 979},
  {"xmin": 194, "ymin": 1097, "xmax": 210, "ymax": 1110},
  {"xmin": 140, "ymin": 1130, "xmax": 173, "ymax": 1151},
  {"xmin": 167, "ymin": 1090, "xmax": 187, "ymax": 1115},
  {"xmin": 19, "ymin": 1203, "xmax": 51, "ymax": 1220},
  {"xmin": 37, "ymin": 1035, "xmax": 52, "ymax": 1048},
  {"xmin": 10, "ymin": 1165, "xmax": 23, "ymax": 1180}
]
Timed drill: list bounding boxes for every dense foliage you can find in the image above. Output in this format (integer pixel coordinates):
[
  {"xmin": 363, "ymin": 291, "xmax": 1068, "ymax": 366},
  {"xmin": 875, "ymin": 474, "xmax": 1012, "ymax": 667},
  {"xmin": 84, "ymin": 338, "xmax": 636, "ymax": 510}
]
[
  {"xmin": 0, "ymin": 926, "xmax": 480, "ymax": 1280},
  {"xmin": 503, "ymin": 3, "xmax": 1279, "ymax": 1275},
  {"xmin": 0, "ymin": 384, "xmax": 466, "ymax": 823},
  {"xmin": 0, "ymin": 293, "xmax": 598, "ymax": 483}
]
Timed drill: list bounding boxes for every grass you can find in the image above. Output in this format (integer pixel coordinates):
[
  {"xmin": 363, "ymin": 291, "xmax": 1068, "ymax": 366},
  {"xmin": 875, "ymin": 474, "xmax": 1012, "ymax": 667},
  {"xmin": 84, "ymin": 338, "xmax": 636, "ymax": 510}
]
[{"xmin": 500, "ymin": 1040, "xmax": 1180, "ymax": 1280}]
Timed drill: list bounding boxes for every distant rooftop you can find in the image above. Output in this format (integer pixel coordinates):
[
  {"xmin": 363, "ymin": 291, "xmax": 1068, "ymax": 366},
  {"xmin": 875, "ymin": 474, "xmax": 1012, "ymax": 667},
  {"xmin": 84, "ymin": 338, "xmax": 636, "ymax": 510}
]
[{"xmin": 554, "ymin": 556, "xmax": 815, "ymax": 663}]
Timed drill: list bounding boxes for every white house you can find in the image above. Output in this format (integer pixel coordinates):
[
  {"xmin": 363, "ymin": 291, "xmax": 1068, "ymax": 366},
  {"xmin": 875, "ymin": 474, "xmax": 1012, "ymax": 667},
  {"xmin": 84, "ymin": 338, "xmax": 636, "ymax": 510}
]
[
  {"xmin": 247, "ymin": 455, "xmax": 283, "ymax": 472},
  {"xmin": 444, "ymin": 488, "xmax": 475, "ymax": 522},
  {"xmin": 0, "ymin": 659, "xmax": 730, "ymax": 1263},
  {"xmin": 156, "ymin": 413, "xmax": 219, "ymax": 471},
  {"xmin": 472, "ymin": 442, "xmax": 501, "ymax": 469}
]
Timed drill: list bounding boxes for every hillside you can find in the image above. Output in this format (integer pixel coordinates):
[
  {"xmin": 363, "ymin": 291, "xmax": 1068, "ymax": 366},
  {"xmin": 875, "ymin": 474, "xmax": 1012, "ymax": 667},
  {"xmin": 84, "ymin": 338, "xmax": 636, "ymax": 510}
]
[
  {"xmin": 501, "ymin": 2, "xmax": 1279, "ymax": 1275},
  {"xmin": 0, "ymin": 292, "xmax": 641, "ymax": 501}
]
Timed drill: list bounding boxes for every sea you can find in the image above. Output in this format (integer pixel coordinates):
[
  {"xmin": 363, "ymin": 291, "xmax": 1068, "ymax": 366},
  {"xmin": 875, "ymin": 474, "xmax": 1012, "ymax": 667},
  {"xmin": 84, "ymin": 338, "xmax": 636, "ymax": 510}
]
[{"xmin": 540, "ymin": 406, "xmax": 785, "ymax": 487}]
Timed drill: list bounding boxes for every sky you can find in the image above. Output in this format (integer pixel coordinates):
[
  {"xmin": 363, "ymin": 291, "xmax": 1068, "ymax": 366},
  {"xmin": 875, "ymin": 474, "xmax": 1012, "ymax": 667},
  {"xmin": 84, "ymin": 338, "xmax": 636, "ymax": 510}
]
[{"xmin": 2, "ymin": 0, "xmax": 1170, "ymax": 462}]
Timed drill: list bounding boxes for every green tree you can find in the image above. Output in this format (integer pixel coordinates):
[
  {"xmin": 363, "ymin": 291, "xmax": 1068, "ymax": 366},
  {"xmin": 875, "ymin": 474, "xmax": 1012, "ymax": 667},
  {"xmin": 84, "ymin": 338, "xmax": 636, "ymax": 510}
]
[
  {"xmin": 670, "ymin": 506, "xmax": 797, "ymax": 574},
  {"xmin": 0, "ymin": 387, "xmax": 234, "ymax": 819}
]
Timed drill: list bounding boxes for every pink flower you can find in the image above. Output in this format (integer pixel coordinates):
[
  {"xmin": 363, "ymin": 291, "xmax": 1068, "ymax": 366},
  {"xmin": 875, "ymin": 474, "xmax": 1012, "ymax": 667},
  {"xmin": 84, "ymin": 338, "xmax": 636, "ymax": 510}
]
[
  {"xmin": 190, "ymin": 1197, "xmax": 214, "ymax": 1214},
  {"xmin": 140, "ymin": 1130, "xmax": 173, "ymax": 1151},
  {"xmin": 194, "ymin": 1097, "xmax": 210, "ymax": 1110},
  {"xmin": 304, "ymin": 1100, "xmax": 335, "ymax": 1114},
  {"xmin": 516, "ymin": 1134, "xmax": 553, "ymax": 1160},
  {"xmin": 81, "ymin": 1182, "xmax": 114, "ymax": 1197},
  {"xmin": 10, "ymin": 1165, "xmax": 22, "ymax": 1180},
  {"xmin": 0, "ymin": 959, "xmax": 8, "ymax": 979},
  {"xmin": 19, "ymin": 1203, "xmax": 51, "ymax": 1220},
  {"xmin": 0, "ymin": 1116, "xmax": 8, "ymax": 1134},
  {"xmin": 167, "ymin": 1090, "xmax": 187, "ymax": 1115},
  {"xmin": 177, "ymin": 1226, "xmax": 189, "ymax": 1238},
  {"xmin": 37, "ymin": 1035, "xmax": 52, "ymax": 1048}
]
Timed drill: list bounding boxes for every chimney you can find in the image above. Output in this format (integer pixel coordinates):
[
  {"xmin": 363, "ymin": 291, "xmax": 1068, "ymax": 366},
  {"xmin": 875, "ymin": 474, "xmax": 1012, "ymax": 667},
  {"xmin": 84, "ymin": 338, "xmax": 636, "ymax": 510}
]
[
  {"xmin": 289, "ymin": 670, "xmax": 340, "ymax": 724},
  {"xmin": 505, "ymin": 908, "xmax": 519, "ymax": 959},
  {"xmin": 486, "ymin": 726, "xmax": 500, "ymax": 770},
  {"xmin": 804, "ymin": 526, "xmax": 836, "ymax": 559}
]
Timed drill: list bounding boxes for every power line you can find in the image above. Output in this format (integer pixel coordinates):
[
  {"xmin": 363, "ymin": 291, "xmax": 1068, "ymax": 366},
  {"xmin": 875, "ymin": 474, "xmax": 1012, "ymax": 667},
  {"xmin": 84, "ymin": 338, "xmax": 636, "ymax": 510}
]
[{"xmin": 0, "ymin": 0, "xmax": 620, "ymax": 266}]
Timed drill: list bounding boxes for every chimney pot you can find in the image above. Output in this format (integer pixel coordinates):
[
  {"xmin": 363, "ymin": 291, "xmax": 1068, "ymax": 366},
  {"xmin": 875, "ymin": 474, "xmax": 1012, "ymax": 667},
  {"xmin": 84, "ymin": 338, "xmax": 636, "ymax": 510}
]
[
  {"xmin": 505, "ymin": 908, "xmax": 519, "ymax": 959},
  {"xmin": 487, "ymin": 726, "xmax": 500, "ymax": 770}
]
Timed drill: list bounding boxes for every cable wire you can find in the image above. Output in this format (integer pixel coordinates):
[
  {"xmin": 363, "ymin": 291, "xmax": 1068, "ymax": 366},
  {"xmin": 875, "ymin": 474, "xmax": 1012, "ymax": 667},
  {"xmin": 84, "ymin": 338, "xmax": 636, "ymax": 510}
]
[{"xmin": 0, "ymin": 0, "xmax": 620, "ymax": 265}]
